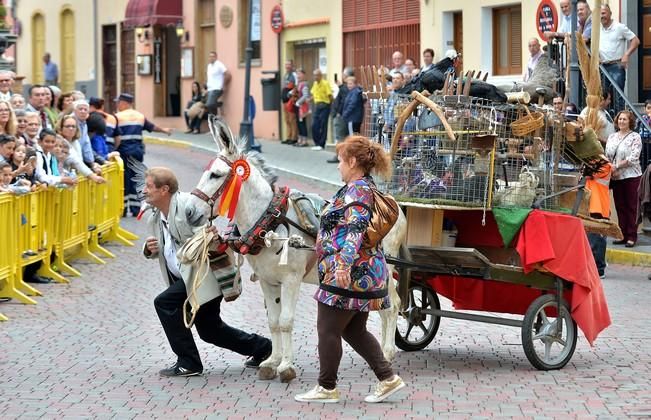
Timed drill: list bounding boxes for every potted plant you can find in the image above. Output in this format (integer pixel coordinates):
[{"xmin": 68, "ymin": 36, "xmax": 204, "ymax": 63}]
[{"xmin": 0, "ymin": 4, "xmax": 7, "ymax": 30}]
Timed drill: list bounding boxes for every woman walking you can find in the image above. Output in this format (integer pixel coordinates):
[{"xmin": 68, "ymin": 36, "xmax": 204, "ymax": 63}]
[{"xmin": 295, "ymin": 135, "xmax": 405, "ymax": 404}]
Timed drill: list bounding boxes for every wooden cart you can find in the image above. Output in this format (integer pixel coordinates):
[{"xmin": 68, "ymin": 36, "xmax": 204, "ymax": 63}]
[{"xmin": 387, "ymin": 204, "xmax": 591, "ymax": 371}]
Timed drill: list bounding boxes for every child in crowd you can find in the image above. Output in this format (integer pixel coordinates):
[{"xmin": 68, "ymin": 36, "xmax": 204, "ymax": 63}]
[
  {"xmin": 10, "ymin": 143, "xmax": 33, "ymax": 186},
  {"xmin": 0, "ymin": 133, "xmax": 15, "ymax": 164},
  {"xmin": 53, "ymin": 135, "xmax": 105, "ymax": 184},
  {"xmin": 0, "ymin": 161, "xmax": 30, "ymax": 194},
  {"xmin": 35, "ymin": 128, "xmax": 76, "ymax": 187}
]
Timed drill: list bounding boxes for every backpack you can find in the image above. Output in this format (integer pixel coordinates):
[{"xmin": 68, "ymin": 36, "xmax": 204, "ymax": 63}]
[{"xmin": 346, "ymin": 187, "xmax": 399, "ymax": 249}]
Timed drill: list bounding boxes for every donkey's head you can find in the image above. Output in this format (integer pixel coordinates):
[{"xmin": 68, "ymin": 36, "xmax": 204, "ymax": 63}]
[{"xmin": 189, "ymin": 117, "xmax": 276, "ymax": 223}]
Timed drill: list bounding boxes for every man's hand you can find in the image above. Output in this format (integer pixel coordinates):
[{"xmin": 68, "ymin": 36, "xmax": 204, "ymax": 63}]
[
  {"xmin": 145, "ymin": 236, "xmax": 159, "ymax": 255},
  {"xmin": 621, "ymin": 53, "xmax": 629, "ymax": 69},
  {"xmin": 163, "ymin": 127, "xmax": 173, "ymax": 136}
]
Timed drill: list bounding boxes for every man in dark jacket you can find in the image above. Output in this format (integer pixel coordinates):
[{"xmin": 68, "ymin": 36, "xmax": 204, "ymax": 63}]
[
  {"xmin": 341, "ymin": 77, "xmax": 364, "ymax": 136},
  {"xmin": 327, "ymin": 67, "xmax": 354, "ymax": 163}
]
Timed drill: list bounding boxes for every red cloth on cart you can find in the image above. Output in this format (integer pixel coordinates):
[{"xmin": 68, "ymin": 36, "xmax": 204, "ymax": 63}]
[
  {"xmin": 514, "ymin": 209, "xmax": 611, "ymax": 345},
  {"xmin": 428, "ymin": 275, "xmax": 549, "ymax": 315},
  {"xmin": 427, "ymin": 209, "xmax": 610, "ymax": 346}
]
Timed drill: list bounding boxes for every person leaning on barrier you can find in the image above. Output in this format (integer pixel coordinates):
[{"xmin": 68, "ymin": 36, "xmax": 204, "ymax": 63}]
[
  {"xmin": 0, "ymin": 161, "xmax": 29, "ymax": 194},
  {"xmin": 55, "ymin": 116, "xmax": 105, "ymax": 184},
  {"xmin": 33, "ymin": 128, "xmax": 76, "ymax": 187},
  {"xmin": 142, "ymin": 167, "xmax": 272, "ymax": 377}
]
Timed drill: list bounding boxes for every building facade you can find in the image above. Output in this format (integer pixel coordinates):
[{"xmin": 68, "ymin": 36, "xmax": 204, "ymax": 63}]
[
  {"xmin": 11, "ymin": 1, "xmax": 648, "ymax": 139},
  {"xmin": 421, "ymin": 0, "xmax": 646, "ymax": 102},
  {"xmin": 123, "ymin": 0, "xmax": 280, "ymax": 135},
  {"xmin": 14, "ymin": 0, "xmax": 280, "ymax": 137}
]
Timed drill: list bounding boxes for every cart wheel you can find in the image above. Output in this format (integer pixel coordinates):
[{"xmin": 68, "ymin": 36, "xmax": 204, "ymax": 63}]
[
  {"xmin": 521, "ymin": 294, "xmax": 577, "ymax": 370},
  {"xmin": 395, "ymin": 283, "xmax": 441, "ymax": 351}
]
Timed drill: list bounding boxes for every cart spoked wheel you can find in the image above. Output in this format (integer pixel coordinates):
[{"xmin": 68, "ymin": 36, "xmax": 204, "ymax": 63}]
[
  {"xmin": 395, "ymin": 283, "xmax": 441, "ymax": 351},
  {"xmin": 521, "ymin": 294, "xmax": 577, "ymax": 370}
]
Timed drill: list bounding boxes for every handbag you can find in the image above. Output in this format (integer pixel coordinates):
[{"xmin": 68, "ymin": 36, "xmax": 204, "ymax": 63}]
[{"xmin": 187, "ymin": 101, "xmax": 205, "ymax": 120}]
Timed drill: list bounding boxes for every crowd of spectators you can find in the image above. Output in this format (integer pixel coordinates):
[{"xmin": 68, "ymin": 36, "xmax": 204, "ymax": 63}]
[{"xmin": 0, "ymin": 70, "xmax": 113, "ymax": 196}]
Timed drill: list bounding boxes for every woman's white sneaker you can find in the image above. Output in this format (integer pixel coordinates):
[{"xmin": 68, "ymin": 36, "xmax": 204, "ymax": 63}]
[
  {"xmin": 364, "ymin": 375, "xmax": 406, "ymax": 403},
  {"xmin": 294, "ymin": 385, "xmax": 340, "ymax": 403}
]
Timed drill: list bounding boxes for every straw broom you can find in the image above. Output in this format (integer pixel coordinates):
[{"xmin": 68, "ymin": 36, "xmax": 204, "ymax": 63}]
[{"xmin": 576, "ymin": 0, "xmax": 603, "ymax": 133}]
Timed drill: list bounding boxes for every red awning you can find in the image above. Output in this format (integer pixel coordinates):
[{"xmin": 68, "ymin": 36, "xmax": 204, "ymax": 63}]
[{"xmin": 123, "ymin": 0, "xmax": 182, "ymax": 28}]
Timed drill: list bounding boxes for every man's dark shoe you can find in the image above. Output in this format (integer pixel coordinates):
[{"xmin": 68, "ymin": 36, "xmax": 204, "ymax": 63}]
[
  {"xmin": 326, "ymin": 157, "xmax": 339, "ymax": 163},
  {"xmin": 159, "ymin": 363, "xmax": 202, "ymax": 377},
  {"xmin": 282, "ymin": 139, "xmax": 298, "ymax": 145},
  {"xmin": 25, "ymin": 275, "xmax": 52, "ymax": 284},
  {"xmin": 244, "ymin": 346, "xmax": 272, "ymax": 369}
]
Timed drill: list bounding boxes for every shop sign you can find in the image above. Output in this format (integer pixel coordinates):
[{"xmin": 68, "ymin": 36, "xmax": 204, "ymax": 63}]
[
  {"xmin": 536, "ymin": 0, "xmax": 558, "ymax": 39},
  {"xmin": 270, "ymin": 5, "xmax": 283, "ymax": 34}
]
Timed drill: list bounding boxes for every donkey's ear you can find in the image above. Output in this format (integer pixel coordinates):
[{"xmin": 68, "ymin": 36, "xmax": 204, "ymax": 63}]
[{"xmin": 208, "ymin": 115, "xmax": 239, "ymax": 154}]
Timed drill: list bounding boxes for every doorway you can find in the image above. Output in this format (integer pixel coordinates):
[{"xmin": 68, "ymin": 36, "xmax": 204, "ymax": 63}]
[
  {"xmin": 453, "ymin": 12, "xmax": 463, "ymax": 75},
  {"xmin": 196, "ymin": 0, "xmax": 216, "ymax": 87},
  {"xmin": 294, "ymin": 40, "xmax": 325, "ymax": 78},
  {"xmin": 164, "ymin": 26, "xmax": 181, "ymax": 117},
  {"xmin": 60, "ymin": 8, "xmax": 75, "ymax": 91},
  {"xmin": 102, "ymin": 25, "xmax": 118, "ymax": 113},
  {"xmin": 640, "ymin": 0, "xmax": 651, "ymax": 100}
]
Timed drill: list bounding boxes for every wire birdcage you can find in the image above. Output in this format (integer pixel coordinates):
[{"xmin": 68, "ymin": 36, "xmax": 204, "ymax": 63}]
[{"xmin": 368, "ymin": 94, "xmax": 583, "ymax": 211}]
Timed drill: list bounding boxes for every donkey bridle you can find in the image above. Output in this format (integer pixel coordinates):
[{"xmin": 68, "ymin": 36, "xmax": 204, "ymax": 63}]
[
  {"xmin": 191, "ymin": 155, "xmax": 317, "ymax": 255},
  {"xmin": 191, "ymin": 155, "xmax": 235, "ymax": 221}
]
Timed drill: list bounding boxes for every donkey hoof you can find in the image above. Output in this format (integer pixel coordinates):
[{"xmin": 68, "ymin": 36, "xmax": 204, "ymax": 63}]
[
  {"xmin": 279, "ymin": 367, "xmax": 296, "ymax": 383},
  {"xmin": 258, "ymin": 366, "xmax": 277, "ymax": 380}
]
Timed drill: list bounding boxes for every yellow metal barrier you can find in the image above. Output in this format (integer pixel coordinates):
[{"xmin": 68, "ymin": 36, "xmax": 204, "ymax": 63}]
[
  {"xmin": 0, "ymin": 156, "xmax": 138, "ymax": 320},
  {"xmin": 91, "ymin": 158, "xmax": 138, "ymax": 248},
  {"xmin": 0, "ymin": 192, "xmax": 38, "ymax": 306}
]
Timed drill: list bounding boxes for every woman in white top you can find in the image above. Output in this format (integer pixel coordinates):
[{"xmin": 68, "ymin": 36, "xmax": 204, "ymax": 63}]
[
  {"xmin": 55, "ymin": 114, "xmax": 104, "ymax": 183},
  {"xmin": 605, "ymin": 110, "xmax": 642, "ymax": 247}
]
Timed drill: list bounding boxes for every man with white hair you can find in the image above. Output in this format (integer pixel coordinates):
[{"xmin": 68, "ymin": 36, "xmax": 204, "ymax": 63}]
[
  {"xmin": 544, "ymin": 0, "xmax": 572, "ymax": 40},
  {"xmin": 72, "ymin": 99, "xmax": 105, "ymax": 174},
  {"xmin": 0, "ymin": 70, "xmax": 14, "ymax": 101},
  {"xmin": 389, "ymin": 51, "xmax": 406, "ymax": 78}
]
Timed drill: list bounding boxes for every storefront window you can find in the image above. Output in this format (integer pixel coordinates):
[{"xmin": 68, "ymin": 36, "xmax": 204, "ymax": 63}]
[{"xmin": 239, "ymin": 0, "xmax": 261, "ymax": 65}]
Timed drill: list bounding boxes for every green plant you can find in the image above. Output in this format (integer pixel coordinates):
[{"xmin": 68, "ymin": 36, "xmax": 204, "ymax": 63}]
[{"xmin": 0, "ymin": 5, "xmax": 6, "ymax": 29}]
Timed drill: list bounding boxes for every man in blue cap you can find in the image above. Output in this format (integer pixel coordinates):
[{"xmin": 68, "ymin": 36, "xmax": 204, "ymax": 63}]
[{"xmin": 115, "ymin": 93, "xmax": 173, "ymax": 216}]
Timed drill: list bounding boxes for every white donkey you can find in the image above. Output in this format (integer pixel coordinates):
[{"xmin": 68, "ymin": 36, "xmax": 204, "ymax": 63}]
[{"xmin": 188, "ymin": 121, "xmax": 407, "ymax": 382}]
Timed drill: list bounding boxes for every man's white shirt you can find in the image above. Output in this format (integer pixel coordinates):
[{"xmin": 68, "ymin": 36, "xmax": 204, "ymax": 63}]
[{"xmin": 206, "ymin": 60, "xmax": 227, "ymax": 91}]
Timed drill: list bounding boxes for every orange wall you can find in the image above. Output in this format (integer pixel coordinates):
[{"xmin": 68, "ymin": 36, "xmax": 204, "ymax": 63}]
[{"xmin": 134, "ymin": 0, "xmax": 281, "ymax": 138}]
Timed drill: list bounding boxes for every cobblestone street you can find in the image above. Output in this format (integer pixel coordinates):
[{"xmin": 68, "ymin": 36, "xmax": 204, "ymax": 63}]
[{"xmin": 1, "ymin": 144, "xmax": 650, "ymax": 419}]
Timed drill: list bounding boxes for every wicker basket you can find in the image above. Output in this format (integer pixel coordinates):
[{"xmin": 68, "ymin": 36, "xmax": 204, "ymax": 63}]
[{"xmin": 510, "ymin": 106, "xmax": 544, "ymax": 137}]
